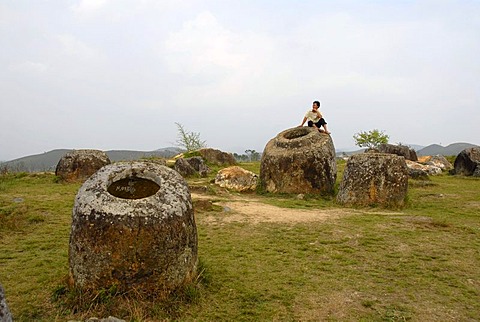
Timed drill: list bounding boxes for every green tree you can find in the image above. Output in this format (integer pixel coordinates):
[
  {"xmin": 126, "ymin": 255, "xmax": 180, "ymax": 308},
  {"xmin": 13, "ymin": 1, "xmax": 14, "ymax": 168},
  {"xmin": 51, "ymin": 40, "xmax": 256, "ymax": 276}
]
[
  {"xmin": 175, "ymin": 122, "xmax": 207, "ymax": 152},
  {"xmin": 353, "ymin": 129, "xmax": 389, "ymax": 149}
]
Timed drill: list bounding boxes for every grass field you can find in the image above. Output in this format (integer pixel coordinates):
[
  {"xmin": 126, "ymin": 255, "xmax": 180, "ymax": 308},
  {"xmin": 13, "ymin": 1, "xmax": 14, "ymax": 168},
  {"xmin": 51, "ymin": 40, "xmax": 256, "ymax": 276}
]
[{"xmin": 0, "ymin": 161, "xmax": 479, "ymax": 321}]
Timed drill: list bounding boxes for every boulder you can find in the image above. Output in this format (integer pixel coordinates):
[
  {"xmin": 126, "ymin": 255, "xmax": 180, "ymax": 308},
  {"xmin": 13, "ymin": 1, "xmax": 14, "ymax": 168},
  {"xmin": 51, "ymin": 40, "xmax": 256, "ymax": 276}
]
[
  {"xmin": 337, "ymin": 153, "xmax": 408, "ymax": 207},
  {"xmin": 215, "ymin": 166, "xmax": 258, "ymax": 192},
  {"xmin": 69, "ymin": 161, "xmax": 198, "ymax": 296},
  {"xmin": 419, "ymin": 155, "xmax": 453, "ymax": 171},
  {"xmin": 198, "ymin": 148, "xmax": 236, "ymax": 166},
  {"xmin": 0, "ymin": 284, "xmax": 12, "ymax": 322},
  {"xmin": 454, "ymin": 147, "xmax": 480, "ymax": 177},
  {"xmin": 406, "ymin": 160, "xmax": 442, "ymax": 176},
  {"xmin": 378, "ymin": 144, "xmax": 418, "ymax": 161},
  {"xmin": 174, "ymin": 158, "xmax": 197, "ymax": 177},
  {"xmin": 260, "ymin": 127, "xmax": 336, "ymax": 194},
  {"xmin": 56, "ymin": 149, "xmax": 111, "ymax": 182},
  {"xmin": 185, "ymin": 157, "xmax": 210, "ymax": 177}
]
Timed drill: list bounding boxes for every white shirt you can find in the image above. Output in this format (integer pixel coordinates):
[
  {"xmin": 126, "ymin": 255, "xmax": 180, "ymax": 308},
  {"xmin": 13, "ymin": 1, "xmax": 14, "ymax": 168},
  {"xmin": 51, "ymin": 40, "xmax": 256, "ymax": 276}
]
[{"xmin": 304, "ymin": 110, "xmax": 321, "ymax": 123}]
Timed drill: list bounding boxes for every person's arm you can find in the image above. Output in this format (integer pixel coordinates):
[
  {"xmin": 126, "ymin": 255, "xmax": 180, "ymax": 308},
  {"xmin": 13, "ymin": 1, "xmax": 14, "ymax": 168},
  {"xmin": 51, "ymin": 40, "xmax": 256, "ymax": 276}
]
[{"xmin": 299, "ymin": 116, "xmax": 307, "ymax": 127}]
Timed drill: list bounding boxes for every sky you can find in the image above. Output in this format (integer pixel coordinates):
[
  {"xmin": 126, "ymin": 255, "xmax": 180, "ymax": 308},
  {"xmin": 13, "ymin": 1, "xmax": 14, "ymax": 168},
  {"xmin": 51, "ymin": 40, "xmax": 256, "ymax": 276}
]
[{"xmin": 1, "ymin": 0, "xmax": 479, "ymax": 161}]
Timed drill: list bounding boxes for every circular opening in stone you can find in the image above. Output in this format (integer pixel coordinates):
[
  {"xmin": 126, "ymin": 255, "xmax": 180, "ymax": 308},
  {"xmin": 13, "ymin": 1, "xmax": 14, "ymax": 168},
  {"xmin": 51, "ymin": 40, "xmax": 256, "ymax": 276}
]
[
  {"xmin": 283, "ymin": 127, "xmax": 310, "ymax": 140},
  {"xmin": 107, "ymin": 176, "xmax": 160, "ymax": 199}
]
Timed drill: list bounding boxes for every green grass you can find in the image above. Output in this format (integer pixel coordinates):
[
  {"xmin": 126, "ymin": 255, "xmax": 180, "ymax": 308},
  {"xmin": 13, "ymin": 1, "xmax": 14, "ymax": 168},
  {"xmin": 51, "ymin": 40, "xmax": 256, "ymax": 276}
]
[{"xmin": 0, "ymin": 164, "xmax": 479, "ymax": 321}]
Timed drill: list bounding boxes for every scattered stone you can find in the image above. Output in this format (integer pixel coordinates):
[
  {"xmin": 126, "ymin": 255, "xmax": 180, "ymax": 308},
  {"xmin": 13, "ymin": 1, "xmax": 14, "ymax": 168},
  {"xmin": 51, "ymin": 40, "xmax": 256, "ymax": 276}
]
[
  {"xmin": 174, "ymin": 158, "xmax": 197, "ymax": 177},
  {"xmin": 296, "ymin": 194, "xmax": 305, "ymax": 200},
  {"xmin": 215, "ymin": 166, "xmax": 258, "ymax": 192},
  {"xmin": 0, "ymin": 284, "xmax": 12, "ymax": 322},
  {"xmin": 56, "ymin": 149, "xmax": 111, "ymax": 182},
  {"xmin": 378, "ymin": 143, "xmax": 418, "ymax": 161},
  {"xmin": 260, "ymin": 127, "xmax": 336, "ymax": 194},
  {"xmin": 68, "ymin": 317, "xmax": 126, "ymax": 322},
  {"xmin": 198, "ymin": 148, "xmax": 236, "ymax": 166},
  {"xmin": 419, "ymin": 155, "xmax": 453, "ymax": 171},
  {"xmin": 364, "ymin": 148, "xmax": 380, "ymax": 154},
  {"xmin": 406, "ymin": 160, "xmax": 442, "ymax": 176},
  {"xmin": 69, "ymin": 161, "xmax": 198, "ymax": 296},
  {"xmin": 185, "ymin": 157, "xmax": 210, "ymax": 177},
  {"xmin": 454, "ymin": 147, "xmax": 480, "ymax": 176},
  {"xmin": 12, "ymin": 197, "xmax": 24, "ymax": 203},
  {"xmin": 337, "ymin": 153, "xmax": 408, "ymax": 208}
]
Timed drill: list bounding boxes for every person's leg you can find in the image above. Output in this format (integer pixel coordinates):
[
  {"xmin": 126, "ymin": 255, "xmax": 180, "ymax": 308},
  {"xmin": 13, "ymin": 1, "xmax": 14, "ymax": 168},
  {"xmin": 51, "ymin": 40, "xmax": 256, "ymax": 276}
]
[
  {"xmin": 319, "ymin": 118, "xmax": 331, "ymax": 134},
  {"xmin": 307, "ymin": 121, "xmax": 313, "ymax": 127}
]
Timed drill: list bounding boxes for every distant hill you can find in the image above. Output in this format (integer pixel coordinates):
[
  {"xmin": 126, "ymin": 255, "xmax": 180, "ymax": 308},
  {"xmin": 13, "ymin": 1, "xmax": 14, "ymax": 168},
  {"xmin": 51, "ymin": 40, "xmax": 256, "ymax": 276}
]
[
  {"xmin": 1, "ymin": 147, "xmax": 183, "ymax": 172},
  {"xmin": 417, "ymin": 143, "xmax": 479, "ymax": 156}
]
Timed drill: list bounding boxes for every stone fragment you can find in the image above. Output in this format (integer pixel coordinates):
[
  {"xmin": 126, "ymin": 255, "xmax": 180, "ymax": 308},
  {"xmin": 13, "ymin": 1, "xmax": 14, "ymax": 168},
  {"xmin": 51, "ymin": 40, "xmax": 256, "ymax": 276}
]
[
  {"xmin": 0, "ymin": 284, "xmax": 12, "ymax": 322},
  {"xmin": 198, "ymin": 148, "xmax": 236, "ymax": 166},
  {"xmin": 174, "ymin": 158, "xmax": 197, "ymax": 177},
  {"xmin": 378, "ymin": 144, "xmax": 418, "ymax": 161},
  {"xmin": 56, "ymin": 149, "xmax": 110, "ymax": 182},
  {"xmin": 337, "ymin": 153, "xmax": 408, "ymax": 207},
  {"xmin": 454, "ymin": 147, "xmax": 480, "ymax": 176},
  {"xmin": 214, "ymin": 166, "xmax": 258, "ymax": 192},
  {"xmin": 185, "ymin": 157, "xmax": 210, "ymax": 177},
  {"xmin": 69, "ymin": 161, "xmax": 197, "ymax": 296},
  {"xmin": 260, "ymin": 127, "xmax": 336, "ymax": 194},
  {"xmin": 406, "ymin": 160, "xmax": 442, "ymax": 176},
  {"xmin": 419, "ymin": 155, "xmax": 453, "ymax": 171}
]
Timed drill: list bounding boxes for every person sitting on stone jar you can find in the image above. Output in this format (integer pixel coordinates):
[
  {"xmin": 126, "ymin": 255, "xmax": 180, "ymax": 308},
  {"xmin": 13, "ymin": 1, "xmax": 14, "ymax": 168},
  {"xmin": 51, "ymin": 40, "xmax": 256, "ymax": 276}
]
[{"xmin": 299, "ymin": 100, "xmax": 331, "ymax": 134}]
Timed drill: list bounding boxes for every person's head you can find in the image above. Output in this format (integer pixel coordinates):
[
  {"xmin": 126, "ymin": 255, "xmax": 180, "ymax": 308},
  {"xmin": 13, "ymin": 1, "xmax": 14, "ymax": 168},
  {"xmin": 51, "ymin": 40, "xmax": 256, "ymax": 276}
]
[{"xmin": 312, "ymin": 101, "xmax": 320, "ymax": 110}]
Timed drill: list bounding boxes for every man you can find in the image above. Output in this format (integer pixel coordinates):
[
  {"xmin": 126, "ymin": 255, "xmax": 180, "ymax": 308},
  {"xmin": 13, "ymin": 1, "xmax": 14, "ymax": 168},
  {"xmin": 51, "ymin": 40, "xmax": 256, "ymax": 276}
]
[{"xmin": 299, "ymin": 100, "xmax": 331, "ymax": 134}]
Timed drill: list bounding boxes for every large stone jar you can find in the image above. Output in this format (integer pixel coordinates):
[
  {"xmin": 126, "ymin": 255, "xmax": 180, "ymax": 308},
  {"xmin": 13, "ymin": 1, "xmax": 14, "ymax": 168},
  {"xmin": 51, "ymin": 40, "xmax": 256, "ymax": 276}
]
[
  {"xmin": 69, "ymin": 161, "xmax": 198, "ymax": 295},
  {"xmin": 337, "ymin": 153, "xmax": 408, "ymax": 207},
  {"xmin": 260, "ymin": 127, "xmax": 336, "ymax": 194}
]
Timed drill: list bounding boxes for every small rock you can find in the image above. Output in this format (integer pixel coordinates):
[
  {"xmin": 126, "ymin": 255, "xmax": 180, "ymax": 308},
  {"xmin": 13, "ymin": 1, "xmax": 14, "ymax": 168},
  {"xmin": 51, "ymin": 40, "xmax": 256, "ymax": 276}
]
[
  {"xmin": 215, "ymin": 166, "xmax": 258, "ymax": 192},
  {"xmin": 296, "ymin": 194, "xmax": 305, "ymax": 200}
]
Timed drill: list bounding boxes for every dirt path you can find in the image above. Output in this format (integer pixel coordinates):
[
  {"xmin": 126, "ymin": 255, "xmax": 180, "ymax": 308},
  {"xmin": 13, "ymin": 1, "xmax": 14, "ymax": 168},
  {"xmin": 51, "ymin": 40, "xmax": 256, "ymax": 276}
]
[{"xmin": 191, "ymin": 193, "xmax": 359, "ymax": 224}]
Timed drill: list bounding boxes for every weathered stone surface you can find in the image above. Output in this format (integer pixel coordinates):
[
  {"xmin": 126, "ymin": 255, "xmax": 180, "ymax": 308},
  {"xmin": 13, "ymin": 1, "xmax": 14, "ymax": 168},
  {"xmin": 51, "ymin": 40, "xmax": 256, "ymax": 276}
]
[
  {"xmin": 215, "ymin": 166, "xmax": 258, "ymax": 192},
  {"xmin": 406, "ymin": 160, "xmax": 442, "ymax": 176},
  {"xmin": 378, "ymin": 144, "xmax": 418, "ymax": 161},
  {"xmin": 198, "ymin": 148, "xmax": 236, "ymax": 166},
  {"xmin": 185, "ymin": 157, "xmax": 210, "ymax": 177},
  {"xmin": 69, "ymin": 161, "xmax": 197, "ymax": 295},
  {"xmin": 0, "ymin": 284, "xmax": 12, "ymax": 322},
  {"xmin": 337, "ymin": 153, "xmax": 408, "ymax": 207},
  {"xmin": 418, "ymin": 155, "xmax": 453, "ymax": 171},
  {"xmin": 56, "ymin": 149, "xmax": 111, "ymax": 182},
  {"xmin": 454, "ymin": 147, "xmax": 480, "ymax": 176},
  {"xmin": 260, "ymin": 127, "xmax": 336, "ymax": 194},
  {"xmin": 174, "ymin": 158, "xmax": 197, "ymax": 177}
]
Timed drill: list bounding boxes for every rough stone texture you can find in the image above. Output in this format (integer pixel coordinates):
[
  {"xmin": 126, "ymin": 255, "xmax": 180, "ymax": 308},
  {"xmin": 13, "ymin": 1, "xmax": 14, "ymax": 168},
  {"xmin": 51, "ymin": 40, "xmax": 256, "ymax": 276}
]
[
  {"xmin": 185, "ymin": 157, "xmax": 210, "ymax": 177},
  {"xmin": 56, "ymin": 149, "xmax": 111, "ymax": 182},
  {"xmin": 454, "ymin": 147, "xmax": 480, "ymax": 176},
  {"xmin": 378, "ymin": 144, "xmax": 418, "ymax": 161},
  {"xmin": 0, "ymin": 284, "xmax": 12, "ymax": 322},
  {"xmin": 69, "ymin": 161, "xmax": 198, "ymax": 295},
  {"xmin": 260, "ymin": 127, "xmax": 336, "ymax": 194},
  {"xmin": 337, "ymin": 153, "xmax": 408, "ymax": 207},
  {"xmin": 418, "ymin": 155, "xmax": 453, "ymax": 171},
  {"xmin": 406, "ymin": 160, "xmax": 442, "ymax": 176},
  {"xmin": 215, "ymin": 166, "xmax": 258, "ymax": 192},
  {"xmin": 198, "ymin": 148, "xmax": 236, "ymax": 166},
  {"xmin": 174, "ymin": 158, "xmax": 197, "ymax": 177}
]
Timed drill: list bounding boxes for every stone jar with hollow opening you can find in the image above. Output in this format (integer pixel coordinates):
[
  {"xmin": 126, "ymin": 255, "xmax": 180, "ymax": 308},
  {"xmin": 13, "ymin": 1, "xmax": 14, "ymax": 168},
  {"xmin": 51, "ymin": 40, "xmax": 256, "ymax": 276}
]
[
  {"xmin": 260, "ymin": 127, "xmax": 337, "ymax": 194},
  {"xmin": 69, "ymin": 161, "xmax": 198, "ymax": 296}
]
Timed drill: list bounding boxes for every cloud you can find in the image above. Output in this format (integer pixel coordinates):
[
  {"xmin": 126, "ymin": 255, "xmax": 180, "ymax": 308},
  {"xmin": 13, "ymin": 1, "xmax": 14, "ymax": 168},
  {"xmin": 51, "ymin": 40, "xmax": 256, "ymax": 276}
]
[
  {"xmin": 56, "ymin": 33, "xmax": 102, "ymax": 61},
  {"xmin": 8, "ymin": 61, "xmax": 48, "ymax": 73},
  {"xmin": 71, "ymin": 0, "xmax": 110, "ymax": 16}
]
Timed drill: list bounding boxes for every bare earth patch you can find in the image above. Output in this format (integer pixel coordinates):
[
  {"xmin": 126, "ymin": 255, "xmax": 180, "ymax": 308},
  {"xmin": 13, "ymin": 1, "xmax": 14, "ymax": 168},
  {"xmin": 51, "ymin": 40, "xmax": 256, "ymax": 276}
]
[{"xmin": 192, "ymin": 193, "xmax": 357, "ymax": 224}]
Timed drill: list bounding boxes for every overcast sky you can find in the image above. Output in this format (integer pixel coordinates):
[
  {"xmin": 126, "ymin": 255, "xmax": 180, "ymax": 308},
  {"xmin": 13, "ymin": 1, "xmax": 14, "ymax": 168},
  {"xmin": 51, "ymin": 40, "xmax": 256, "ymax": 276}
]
[{"xmin": 1, "ymin": 0, "xmax": 479, "ymax": 161}]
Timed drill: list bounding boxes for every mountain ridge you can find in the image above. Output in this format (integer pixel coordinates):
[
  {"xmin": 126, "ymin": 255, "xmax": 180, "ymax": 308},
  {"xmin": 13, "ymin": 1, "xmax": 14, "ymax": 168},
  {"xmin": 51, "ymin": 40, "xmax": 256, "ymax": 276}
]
[{"xmin": 1, "ymin": 147, "xmax": 183, "ymax": 172}]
